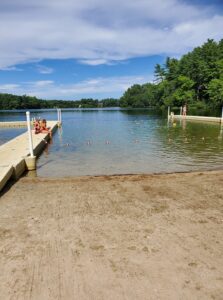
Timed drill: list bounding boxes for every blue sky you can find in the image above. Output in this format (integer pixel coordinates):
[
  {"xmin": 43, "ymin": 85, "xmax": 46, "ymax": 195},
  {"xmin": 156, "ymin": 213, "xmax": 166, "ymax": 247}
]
[{"xmin": 0, "ymin": 0, "xmax": 222, "ymax": 100}]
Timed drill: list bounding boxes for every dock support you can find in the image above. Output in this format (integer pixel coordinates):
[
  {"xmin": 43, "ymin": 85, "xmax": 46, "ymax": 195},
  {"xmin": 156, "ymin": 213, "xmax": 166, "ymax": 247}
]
[
  {"xmin": 168, "ymin": 106, "xmax": 170, "ymax": 121},
  {"xmin": 57, "ymin": 109, "xmax": 60, "ymax": 123},
  {"xmin": 26, "ymin": 111, "xmax": 36, "ymax": 170},
  {"xmin": 59, "ymin": 109, "xmax": 62, "ymax": 124},
  {"xmin": 57, "ymin": 108, "xmax": 62, "ymax": 125},
  {"xmin": 26, "ymin": 111, "xmax": 34, "ymax": 157},
  {"xmin": 180, "ymin": 106, "xmax": 182, "ymax": 116}
]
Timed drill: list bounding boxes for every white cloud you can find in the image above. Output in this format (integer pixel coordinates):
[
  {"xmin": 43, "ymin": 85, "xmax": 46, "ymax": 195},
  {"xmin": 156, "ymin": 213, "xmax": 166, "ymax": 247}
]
[
  {"xmin": 0, "ymin": 84, "xmax": 21, "ymax": 91},
  {"xmin": 0, "ymin": 66, "xmax": 23, "ymax": 71},
  {"xmin": 0, "ymin": 0, "xmax": 222, "ymax": 68},
  {"xmin": 29, "ymin": 80, "xmax": 54, "ymax": 87},
  {"xmin": 78, "ymin": 59, "xmax": 114, "ymax": 66},
  {"xmin": 36, "ymin": 64, "xmax": 54, "ymax": 74},
  {"xmin": 0, "ymin": 75, "xmax": 152, "ymax": 99}
]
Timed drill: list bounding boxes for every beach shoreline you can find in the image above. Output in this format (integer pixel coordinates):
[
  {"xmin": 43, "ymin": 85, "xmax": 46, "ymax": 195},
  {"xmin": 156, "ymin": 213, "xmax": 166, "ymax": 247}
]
[
  {"xmin": 28, "ymin": 164, "xmax": 223, "ymax": 179},
  {"xmin": 0, "ymin": 170, "xmax": 223, "ymax": 299}
]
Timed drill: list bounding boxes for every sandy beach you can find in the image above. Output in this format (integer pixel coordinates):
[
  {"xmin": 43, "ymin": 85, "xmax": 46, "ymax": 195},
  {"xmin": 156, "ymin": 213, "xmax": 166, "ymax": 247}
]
[{"xmin": 0, "ymin": 170, "xmax": 223, "ymax": 300}]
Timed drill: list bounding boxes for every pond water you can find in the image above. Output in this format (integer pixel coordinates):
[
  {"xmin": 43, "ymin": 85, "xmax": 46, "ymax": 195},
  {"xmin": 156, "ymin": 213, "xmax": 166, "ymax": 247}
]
[{"xmin": 0, "ymin": 108, "xmax": 223, "ymax": 176}]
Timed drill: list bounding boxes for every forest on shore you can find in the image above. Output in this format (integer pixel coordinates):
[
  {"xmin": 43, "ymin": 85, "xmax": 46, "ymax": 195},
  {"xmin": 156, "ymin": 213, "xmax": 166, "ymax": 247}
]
[
  {"xmin": 0, "ymin": 95, "xmax": 118, "ymax": 110},
  {"xmin": 0, "ymin": 39, "xmax": 222, "ymax": 111},
  {"xmin": 120, "ymin": 39, "xmax": 223, "ymax": 111}
]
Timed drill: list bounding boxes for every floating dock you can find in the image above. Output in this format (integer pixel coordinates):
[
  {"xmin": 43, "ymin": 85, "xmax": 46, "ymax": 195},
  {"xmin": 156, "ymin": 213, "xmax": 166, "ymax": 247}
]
[
  {"xmin": 172, "ymin": 115, "xmax": 223, "ymax": 123},
  {"xmin": 0, "ymin": 121, "xmax": 58, "ymax": 192}
]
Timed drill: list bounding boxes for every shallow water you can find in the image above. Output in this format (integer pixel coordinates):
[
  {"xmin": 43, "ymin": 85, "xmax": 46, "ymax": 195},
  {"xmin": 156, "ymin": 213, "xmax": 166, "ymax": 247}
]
[
  {"xmin": 1, "ymin": 108, "xmax": 223, "ymax": 176},
  {"xmin": 0, "ymin": 127, "xmax": 26, "ymax": 146}
]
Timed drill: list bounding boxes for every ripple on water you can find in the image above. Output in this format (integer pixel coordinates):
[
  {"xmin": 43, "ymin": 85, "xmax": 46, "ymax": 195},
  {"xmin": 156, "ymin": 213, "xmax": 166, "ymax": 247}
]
[{"xmin": 1, "ymin": 110, "xmax": 223, "ymax": 176}]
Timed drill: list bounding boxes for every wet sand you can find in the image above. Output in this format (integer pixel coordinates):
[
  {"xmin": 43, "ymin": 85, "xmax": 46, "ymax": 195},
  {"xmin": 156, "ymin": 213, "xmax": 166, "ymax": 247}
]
[{"xmin": 0, "ymin": 170, "xmax": 223, "ymax": 300}]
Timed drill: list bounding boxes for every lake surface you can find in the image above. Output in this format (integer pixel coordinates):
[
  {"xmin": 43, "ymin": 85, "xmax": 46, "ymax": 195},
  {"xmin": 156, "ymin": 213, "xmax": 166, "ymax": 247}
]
[
  {"xmin": 1, "ymin": 108, "xmax": 223, "ymax": 176},
  {"xmin": 0, "ymin": 127, "xmax": 26, "ymax": 146}
]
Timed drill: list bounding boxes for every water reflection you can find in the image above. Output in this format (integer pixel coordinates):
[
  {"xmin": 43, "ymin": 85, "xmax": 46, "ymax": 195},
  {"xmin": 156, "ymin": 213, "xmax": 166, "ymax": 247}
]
[
  {"xmin": 162, "ymin": 118, "xmax": 223, "ymax": 162},
  {"xmin": 26, "ymin": 169, "xmax": 37, "ymax": 178},
  {"xmin": 218, "ymin": 125, "xmax": 223, "ymax": 141}
]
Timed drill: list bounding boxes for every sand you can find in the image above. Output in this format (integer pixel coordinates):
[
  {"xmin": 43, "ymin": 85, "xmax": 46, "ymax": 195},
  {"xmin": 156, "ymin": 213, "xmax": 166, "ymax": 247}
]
[{"xmin": 0, "ymin": 170, "xmax": 223, "ymax": 300}]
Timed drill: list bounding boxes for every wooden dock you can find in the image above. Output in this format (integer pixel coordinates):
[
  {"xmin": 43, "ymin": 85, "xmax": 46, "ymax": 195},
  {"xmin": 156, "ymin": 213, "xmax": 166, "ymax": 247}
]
[{"xmin": 0, "ymin": 121, "xmax": 58, "ymax": 192}]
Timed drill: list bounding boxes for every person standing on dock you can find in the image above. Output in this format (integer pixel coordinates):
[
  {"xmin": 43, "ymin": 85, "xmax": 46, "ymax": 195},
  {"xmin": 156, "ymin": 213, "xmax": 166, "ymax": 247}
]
[{"xmin": 183, "ymin": 104, "xmax": 187, "ymax": 117}]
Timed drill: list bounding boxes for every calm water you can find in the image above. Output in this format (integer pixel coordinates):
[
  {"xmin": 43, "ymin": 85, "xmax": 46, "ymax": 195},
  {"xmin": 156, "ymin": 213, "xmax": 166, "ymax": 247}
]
[
  {"xmin": 1, "ymin": 108, "xmax": 223, "ymax": 176},
  {"xmin": 0, "ymin": 127, "xmax": 26, "ymax": 145}
]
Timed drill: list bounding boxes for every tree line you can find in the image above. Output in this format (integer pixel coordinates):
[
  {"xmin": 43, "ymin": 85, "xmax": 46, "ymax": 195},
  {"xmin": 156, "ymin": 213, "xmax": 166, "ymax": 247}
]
[
  {"xmin": 0, "ymin": 39, "xmax": 222, "ymax": 111},
  {"xmin": 0, "ymin": 94, "xmax": 119, "ymax": 110},
  {"xmin": 120, "ymin": 39, "xmax": 223, "ymax": 111}
]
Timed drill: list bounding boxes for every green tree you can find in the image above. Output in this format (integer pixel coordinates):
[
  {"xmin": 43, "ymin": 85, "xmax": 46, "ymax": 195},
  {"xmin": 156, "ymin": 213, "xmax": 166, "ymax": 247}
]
[
  {"xmin": 154, "ymin": 64, "xmax": 166, "ymax": 82},
  {"xmin": 207, "ymin": 79, "xmax": 223, "ymax": 107}
]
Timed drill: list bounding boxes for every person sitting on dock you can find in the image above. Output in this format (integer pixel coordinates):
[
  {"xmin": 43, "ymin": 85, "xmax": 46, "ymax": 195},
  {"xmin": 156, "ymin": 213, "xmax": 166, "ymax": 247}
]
[
  {"xmin": 40, "ymin": 119, "xmax": 52, "ymax": 138},
  {"xmin": 34, "ymin": 119, "xmax": 41, "ymax": 134}
]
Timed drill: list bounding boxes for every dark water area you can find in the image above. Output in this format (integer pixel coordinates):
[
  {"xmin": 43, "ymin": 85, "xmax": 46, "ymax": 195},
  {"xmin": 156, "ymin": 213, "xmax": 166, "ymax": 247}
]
[
  {"xmin": 0, "ymin": 127, "xmax": 26, "ymax": 146},
  {"xmin": 0, "ymin": 108, "xmax": 223, "ymax": 176}
]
